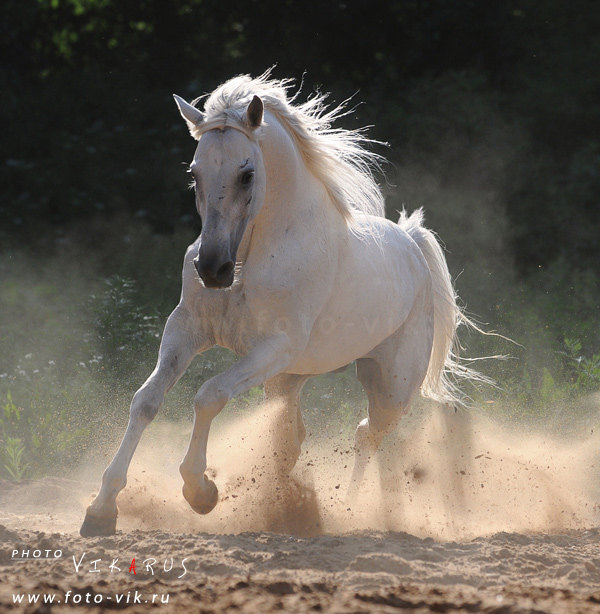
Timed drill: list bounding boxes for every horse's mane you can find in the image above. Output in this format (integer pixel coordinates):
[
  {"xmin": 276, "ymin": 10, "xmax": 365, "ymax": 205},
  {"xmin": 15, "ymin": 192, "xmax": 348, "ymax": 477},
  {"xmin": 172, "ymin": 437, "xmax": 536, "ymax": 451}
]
[{"xmin": 192, "ymin": 70, "xmax": 386, "ymax": 223}]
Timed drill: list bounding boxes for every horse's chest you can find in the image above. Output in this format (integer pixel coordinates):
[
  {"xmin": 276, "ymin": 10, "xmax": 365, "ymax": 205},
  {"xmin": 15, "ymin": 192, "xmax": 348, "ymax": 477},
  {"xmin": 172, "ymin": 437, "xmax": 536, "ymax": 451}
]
[{"xmin": 199, "ymin": 288, "xmax": 258, "ymax": 354}]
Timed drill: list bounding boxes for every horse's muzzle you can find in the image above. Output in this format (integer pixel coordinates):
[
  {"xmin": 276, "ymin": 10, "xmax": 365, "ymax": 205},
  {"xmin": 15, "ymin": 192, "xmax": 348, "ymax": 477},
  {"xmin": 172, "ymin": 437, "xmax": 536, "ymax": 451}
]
[{"xmin": 194, "ymin": 255, "xmax": 235, "ymax": 288}]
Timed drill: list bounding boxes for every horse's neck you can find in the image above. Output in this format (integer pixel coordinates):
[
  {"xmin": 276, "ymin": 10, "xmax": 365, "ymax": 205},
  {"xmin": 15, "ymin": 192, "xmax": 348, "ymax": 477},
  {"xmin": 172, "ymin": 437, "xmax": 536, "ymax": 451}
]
[{"xmin": 239, "ymin": 115, "xmax": 344, "ymax": 262}]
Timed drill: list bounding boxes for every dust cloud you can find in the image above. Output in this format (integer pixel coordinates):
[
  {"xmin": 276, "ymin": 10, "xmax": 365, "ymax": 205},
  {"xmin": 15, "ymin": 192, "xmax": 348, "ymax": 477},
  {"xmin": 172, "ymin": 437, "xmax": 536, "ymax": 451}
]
[
  {"xmin": 98, "ymin": 396, "xmax": 600, "ymax": 541},
  {"xmin": 3, "ymin": 397, "xmax": 600, "ymax": 613},
  {"xmin": 1, "ymin": 393, "xmax": 598, "ymax": 540}
]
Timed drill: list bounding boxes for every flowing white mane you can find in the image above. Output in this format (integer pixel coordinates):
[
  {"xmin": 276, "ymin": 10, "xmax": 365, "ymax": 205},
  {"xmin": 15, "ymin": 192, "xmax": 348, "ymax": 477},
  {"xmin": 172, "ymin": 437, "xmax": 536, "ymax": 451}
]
[{"xmin": 191, "ymin": 71, "xmax": 387, "ymax": 222}]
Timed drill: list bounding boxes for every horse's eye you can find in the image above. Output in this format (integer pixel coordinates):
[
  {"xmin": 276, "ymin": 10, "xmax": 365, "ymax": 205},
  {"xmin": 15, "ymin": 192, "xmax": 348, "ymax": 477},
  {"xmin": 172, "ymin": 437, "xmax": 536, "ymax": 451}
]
[{"xmin": 240, "ymin": 170, "xmax": 254, "ymax": 186}]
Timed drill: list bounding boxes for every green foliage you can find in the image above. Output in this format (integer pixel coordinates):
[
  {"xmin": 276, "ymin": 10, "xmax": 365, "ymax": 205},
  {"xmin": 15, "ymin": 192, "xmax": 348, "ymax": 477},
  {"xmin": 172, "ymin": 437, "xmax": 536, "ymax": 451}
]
[
  {"xmin": 2, "ymin": 437, "xmax": 29, "ymax": 482},
  {"xmin": 0, "ymin": 254, "xmax": 173, "ymax": 477},
  {"xmin": 0, "ymin": 395, "xmax": 29, "ymax": 479},
  {"xmin": 88, "ymin": 275, "xmax": 161, "ymax": 378},
  {"xmin": 563, "ymin": 338, "xmax": 600, "ymax": 391},
  {"xmin": 0, "ymin": 393, "xmax": 32, "ymax": 480},
  {"xmin": 0, "ymin": 386, "xmax": 92, "ymax": 479}
]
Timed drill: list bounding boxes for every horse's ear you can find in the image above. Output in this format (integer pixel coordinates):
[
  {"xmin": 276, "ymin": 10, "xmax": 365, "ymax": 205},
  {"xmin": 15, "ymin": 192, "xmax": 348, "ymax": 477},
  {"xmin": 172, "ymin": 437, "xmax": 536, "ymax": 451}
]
[
  {"xmin": 246, "ymin": 95, "xmax": 263, "ymax": 129},
  {"xmin": 173, "ymin": 94, "xmax": 205, "ymax": 134}
]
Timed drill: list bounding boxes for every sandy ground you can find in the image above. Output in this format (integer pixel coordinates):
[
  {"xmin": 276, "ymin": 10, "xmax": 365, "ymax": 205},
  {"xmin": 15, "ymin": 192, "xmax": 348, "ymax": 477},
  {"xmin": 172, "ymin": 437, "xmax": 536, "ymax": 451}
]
[
  {"xmin": 1, "ymin": 403, "xmax": 600, "ymax": 612},
  {"xmin": 2, "ymin": 522, "xmax": 600, "ymax": 612}
]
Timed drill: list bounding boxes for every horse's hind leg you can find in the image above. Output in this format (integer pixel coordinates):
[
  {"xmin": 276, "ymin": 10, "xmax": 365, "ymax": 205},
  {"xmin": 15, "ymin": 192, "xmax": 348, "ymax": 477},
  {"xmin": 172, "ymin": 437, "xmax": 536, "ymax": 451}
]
[
  {"xmin": 80, "ymin": 307, "xmax": 204, "ymax": 536},
  {"xmin": 348, "ymin": 296, "xmax": 433, "ymax": 500},
  {"xmin": 264, "ymin": 373, "xmax": 309, "ymax": 476},
  {"xmin": 347, "ymin": 358, "xmax": 399, "ymax": 499}
]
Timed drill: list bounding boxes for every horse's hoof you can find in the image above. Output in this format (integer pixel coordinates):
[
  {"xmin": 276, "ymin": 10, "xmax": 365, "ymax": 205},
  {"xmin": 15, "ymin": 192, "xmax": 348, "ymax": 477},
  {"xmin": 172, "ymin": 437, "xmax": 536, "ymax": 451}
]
[
  {"xmin": 182, "ymin": 478, "xmax": 218, "ymax": 515},
  {"xmin": 80, "ymin": 509, "xmax": 117, "ymax": 537}
]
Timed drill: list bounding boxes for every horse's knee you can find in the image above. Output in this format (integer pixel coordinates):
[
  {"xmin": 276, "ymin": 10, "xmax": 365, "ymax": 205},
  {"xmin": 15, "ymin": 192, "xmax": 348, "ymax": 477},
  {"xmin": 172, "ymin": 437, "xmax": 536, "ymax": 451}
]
[
  {"xmin": 193, "ymin": 380, "xmax": 229, "ymax": 421},
  {"xmin": 130, "ymin": 402, "xmax": 158, "ymax": 423},
  {"xmin": 130, "ymin": 387, "xmax": 161, "ymax": 423}
]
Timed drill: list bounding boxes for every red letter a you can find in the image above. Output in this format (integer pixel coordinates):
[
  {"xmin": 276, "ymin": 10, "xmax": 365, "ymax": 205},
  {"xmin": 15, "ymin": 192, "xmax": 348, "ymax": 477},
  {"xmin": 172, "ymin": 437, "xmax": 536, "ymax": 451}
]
[{"xmin": 129, "ymin": 558, "xmax": 136, "ymax": 575}]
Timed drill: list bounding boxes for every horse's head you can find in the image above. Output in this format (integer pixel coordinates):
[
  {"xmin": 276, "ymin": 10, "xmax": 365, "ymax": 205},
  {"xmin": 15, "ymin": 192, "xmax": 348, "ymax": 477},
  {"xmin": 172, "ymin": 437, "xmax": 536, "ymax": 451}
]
[{"xmin": 174, "ymin": 94, "xmax": 266, "ymax": 289}]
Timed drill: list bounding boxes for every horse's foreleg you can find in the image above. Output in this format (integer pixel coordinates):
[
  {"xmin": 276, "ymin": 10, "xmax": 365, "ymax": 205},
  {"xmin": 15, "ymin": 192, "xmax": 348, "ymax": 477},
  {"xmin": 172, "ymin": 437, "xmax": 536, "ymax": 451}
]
[
  {"xmin": 80, "ymin": 307, "xmax": 204, "ymax": 536},
  {"xmin": 264, "ymin": 373, "xmax": 309, "ymax": 476},
  {"xmin": 180, "ymin": 335, "xmax": 293, "ymax": 515}
]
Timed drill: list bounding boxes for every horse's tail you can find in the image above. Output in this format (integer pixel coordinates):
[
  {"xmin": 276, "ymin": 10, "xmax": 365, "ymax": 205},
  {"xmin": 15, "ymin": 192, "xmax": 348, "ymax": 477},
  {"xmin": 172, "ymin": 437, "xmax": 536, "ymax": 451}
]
[{"xmin": 398, "ymin": 208, "xmax": 489, "ymax": 407}]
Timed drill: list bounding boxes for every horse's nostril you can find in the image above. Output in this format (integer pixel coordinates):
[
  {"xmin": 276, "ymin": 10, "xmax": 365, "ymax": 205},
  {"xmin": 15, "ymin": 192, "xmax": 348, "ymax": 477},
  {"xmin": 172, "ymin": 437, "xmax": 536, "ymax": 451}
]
[{"xmin": 216, "ymin": 260, "xmax": 234, "ymax": 279}]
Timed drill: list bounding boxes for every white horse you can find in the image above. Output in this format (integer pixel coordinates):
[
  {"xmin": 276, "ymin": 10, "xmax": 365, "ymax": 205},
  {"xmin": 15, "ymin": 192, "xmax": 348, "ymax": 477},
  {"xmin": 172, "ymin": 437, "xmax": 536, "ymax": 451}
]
[{"xmin": 81, "ymin": 72, "xmax": 478, "ymax": 536}]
